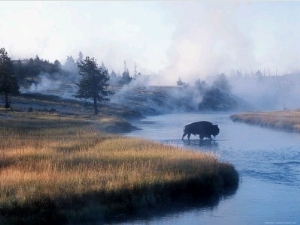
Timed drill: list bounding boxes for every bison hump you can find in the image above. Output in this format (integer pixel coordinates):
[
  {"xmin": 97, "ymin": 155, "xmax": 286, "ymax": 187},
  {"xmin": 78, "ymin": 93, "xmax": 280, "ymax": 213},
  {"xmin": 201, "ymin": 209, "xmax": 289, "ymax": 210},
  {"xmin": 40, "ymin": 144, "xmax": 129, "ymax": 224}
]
[{"xmin": 190, "ymin": 121, "xmax": 213, "ymax": 126}]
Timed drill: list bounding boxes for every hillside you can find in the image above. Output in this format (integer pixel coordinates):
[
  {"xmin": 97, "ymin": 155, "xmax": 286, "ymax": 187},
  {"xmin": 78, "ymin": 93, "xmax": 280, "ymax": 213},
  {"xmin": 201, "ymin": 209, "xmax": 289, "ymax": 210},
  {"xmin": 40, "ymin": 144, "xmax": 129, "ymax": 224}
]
[
  {"xmin": 1, "ymin": 93, "xmax": 139, "ymax": 133},
  {"xmin": 21, "ymin": 79, "xmax": 252, "ymax": 117}
]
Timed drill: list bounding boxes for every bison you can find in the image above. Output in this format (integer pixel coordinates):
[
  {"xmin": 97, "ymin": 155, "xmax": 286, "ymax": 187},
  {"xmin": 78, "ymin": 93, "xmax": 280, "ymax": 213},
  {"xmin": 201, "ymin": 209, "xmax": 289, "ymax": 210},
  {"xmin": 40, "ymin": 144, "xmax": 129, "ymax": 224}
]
[{"xmin": 182, "ymin": 121, "xmax": 220, "ymax": 140}]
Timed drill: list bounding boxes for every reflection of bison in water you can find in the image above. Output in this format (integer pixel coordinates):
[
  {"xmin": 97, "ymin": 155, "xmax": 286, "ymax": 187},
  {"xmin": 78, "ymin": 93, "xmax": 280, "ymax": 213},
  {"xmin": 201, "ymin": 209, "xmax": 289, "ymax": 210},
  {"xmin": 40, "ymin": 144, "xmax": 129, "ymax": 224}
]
[{"xmin": 182, "ymin": 121, "xmax": 220, "ymax": 140}]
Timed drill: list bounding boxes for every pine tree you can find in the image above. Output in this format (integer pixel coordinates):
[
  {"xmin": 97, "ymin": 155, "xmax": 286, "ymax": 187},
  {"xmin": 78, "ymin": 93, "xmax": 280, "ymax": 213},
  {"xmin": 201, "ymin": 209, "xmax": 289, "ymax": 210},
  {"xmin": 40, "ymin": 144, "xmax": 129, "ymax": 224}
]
[
  {"xmin": 75, "ymin": 56, "xmax": 112, "ymax": 114},
  {"xmin": 77, "ymin": 51, "xmax": 83, "ymax": 63},
  {"xmin": 120, "ymin": 61, "xmax": 132, "ymax": 85},
  {"xmin": 0, "ymin": 48, "xmax": 20, "ymax": 108},
  {"xmin": 212, "ymin": 73, "xmax": 232, "ymax": 92}
]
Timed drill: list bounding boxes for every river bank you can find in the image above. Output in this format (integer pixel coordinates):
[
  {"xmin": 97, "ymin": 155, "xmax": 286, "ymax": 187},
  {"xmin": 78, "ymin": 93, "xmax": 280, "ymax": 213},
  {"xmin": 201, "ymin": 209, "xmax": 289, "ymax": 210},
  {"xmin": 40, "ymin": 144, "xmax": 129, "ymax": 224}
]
[
  {"xmin": 126, "ymin": 113, "xmax": 300, "ymax": 224},
  {"xmin": 230, "ymin": 110, "xmax": 300, "ymax": 133},
  {"xmin": 0, "ymin": 94, "xmax": 239, "ymax": 224}
]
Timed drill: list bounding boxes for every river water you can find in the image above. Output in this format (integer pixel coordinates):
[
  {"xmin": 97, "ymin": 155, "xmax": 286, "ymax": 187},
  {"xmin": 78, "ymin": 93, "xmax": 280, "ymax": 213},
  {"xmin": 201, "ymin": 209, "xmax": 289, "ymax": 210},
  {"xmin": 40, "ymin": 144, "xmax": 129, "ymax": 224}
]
[{"xmin": 119, "ymin": 113, "xmax": 300, "ymax": 225}]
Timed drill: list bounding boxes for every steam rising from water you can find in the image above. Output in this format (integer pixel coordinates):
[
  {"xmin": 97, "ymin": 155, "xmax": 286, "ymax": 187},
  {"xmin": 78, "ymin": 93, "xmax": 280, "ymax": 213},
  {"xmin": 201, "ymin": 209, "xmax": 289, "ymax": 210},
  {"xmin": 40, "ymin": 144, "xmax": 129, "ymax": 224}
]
[
  {"xmin": 3, "ymin": 1, "xmax": 300, "ymax": 112},
  {"xmin": 4, "ymin": 2, "xmax": 300, "ymax": 86},
  {"xmin": 229, "ymin": 74, "xmax": 300, "ymax": 110},
  {"xmin": 22, "ymin": 70, "xmax": 300, "ymax": 113},
  {"xmin": 162, "ymin": 2, "xmax": 257, "ymax": 84},
  {"xmin": 160, "ymin": 2, "xmax": 300, "ymax": 87},
  {"xmin": 110, "ymin": 77, "xmax": 202, "ymax": 114}
]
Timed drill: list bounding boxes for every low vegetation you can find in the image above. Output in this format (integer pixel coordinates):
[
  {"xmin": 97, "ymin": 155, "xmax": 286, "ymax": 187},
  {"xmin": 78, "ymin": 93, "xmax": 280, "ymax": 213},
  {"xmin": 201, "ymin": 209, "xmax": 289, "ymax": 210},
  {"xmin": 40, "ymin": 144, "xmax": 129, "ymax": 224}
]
[
  {"xmin": 230, "ymin": 110, "xmax": 300, "ymax": 132},
  {"xmin": 0, "ymin": 110, "xmax": 238, "ymax": 224}
]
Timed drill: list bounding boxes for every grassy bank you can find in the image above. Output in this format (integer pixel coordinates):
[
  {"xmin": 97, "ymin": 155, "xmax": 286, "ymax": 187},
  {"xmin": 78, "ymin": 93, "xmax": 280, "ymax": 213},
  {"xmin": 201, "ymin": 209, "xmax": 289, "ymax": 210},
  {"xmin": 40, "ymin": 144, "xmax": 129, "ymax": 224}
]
[
  {"xmin": 230, "ymin": 110, "xmax": 300, "ymax": 132},
  {"xmin": 0, "ymin": 111, "xmax": 238, "ymax": 224}
]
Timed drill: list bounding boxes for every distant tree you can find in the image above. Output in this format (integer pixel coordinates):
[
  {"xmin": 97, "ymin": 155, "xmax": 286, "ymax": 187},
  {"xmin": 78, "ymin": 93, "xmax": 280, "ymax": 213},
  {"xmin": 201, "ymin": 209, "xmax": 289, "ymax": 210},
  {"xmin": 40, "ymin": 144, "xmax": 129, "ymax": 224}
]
[
  {"xmin": 109, "ymin": 70, "xmax": 118, "ymax": 85},
  {"xmin": 64, "ymin": 56, "xmax": 77, "ymax": 72},
  {"xmin": 77, "ymin": 51, "xmax": 83, "ymax": 63},
  {"xmin": 195, "ymin": 79, "xmax": 208, "ymax": 94},
  {"xmin": 255, "ymin": 70, "xmax": 263, "ymax": 81},
  {"xmin": 13, "ymin": 59, "xmax": 24, "ymax": 82},
  {"xmin": 0, "ymin": 48, "xmax": 20, "ymax": 108},
  {"xmin": 176, "ymin": 77, "xmax": 187, "ymax": 87},
  {"xmin": 121, "ymin": 69, "xmax": 132, "ymax": 84},
  {"xmin": 52, "ymin": 60, "xmax": 61, "ymax": 73},
  {"xmin": 75, "ymin": 56, "xmax": 112, "ymax": 114},
  {"xmin": 12, "ymin": 56, "xmax": 64, "ymax": 86},
  {"xmin": 110, "ymin": 70, "xmax": 117, "ymax": 80},
  {"xmin": 101, "ymin": 61, "xmax": 107, "ymax": 71},
  {"xmin": 33, "ymin": 55, "xmax": 43, "ymax": 74},
  {"xmin": 212, "ymin": 73, "xmax": 231, "ymax": 92},
  {"xmin": 133, "ymin": 62, "xmax": 142, "ymax": 80},
  {"xmin": 119, "ymin": 61, "xmax": 132, "ymax": 85},
  {"xmin": 121, "ymin": 69, "xmax": 131, "ymax": 84},
  {"xmin": 22, "ymin": 55, "xmax": 60, "ymax": 78},
  {"xmin": 255, "ymin": 70, "xmax": 262, "ymax": 77},
  {"xmin": 26, "ymin": 57, "xmax": 38, "ymax": 77}
]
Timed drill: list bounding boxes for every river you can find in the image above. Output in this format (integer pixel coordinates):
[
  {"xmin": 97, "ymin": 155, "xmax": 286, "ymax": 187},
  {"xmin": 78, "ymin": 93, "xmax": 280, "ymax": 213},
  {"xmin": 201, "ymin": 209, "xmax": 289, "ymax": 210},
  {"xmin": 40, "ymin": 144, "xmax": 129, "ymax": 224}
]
[{"xmin": 118, "ymin": 113, "xmax": 300, "ymax": 225}]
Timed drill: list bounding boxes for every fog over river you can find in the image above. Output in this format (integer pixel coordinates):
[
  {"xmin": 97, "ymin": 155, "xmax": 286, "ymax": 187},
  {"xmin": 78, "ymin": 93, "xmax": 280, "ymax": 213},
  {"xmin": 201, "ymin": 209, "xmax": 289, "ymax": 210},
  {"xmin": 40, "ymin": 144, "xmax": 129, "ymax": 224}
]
[{"xmin": 120, "ymin": 113, "xmax": 300, "ymax": 225}]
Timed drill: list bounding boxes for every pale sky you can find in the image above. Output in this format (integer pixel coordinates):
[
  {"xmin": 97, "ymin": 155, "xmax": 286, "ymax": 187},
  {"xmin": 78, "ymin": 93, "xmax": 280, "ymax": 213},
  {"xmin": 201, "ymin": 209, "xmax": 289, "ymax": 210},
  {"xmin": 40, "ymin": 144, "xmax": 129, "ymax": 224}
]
[{"xmin": 1, "ymin": 1, "xmax": 300, "ymax": 84}]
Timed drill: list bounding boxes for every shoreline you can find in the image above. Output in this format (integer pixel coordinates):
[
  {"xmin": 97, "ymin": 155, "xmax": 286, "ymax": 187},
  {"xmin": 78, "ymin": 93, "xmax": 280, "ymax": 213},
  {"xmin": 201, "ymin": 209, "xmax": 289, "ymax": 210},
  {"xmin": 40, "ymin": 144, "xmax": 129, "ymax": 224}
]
[
  {"xmin": 0, "ymin": 94, "xmax": 239, "ymax": 224},
  {"xmin": 230, "ymin": 110, "xmax": 300, "ymax": 133}
]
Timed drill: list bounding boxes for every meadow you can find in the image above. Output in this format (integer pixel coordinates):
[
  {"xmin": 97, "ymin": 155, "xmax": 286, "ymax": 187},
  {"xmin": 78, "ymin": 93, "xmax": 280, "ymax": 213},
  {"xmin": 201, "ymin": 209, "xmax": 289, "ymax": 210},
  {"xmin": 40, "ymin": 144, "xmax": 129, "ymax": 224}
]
[
  {"xmin": 230, "ymin": 110, "xmax": 300, "ymax": 132},
  {"xmin": 0, "ymin": 95, "xmax": 238, "ymax": 224}
]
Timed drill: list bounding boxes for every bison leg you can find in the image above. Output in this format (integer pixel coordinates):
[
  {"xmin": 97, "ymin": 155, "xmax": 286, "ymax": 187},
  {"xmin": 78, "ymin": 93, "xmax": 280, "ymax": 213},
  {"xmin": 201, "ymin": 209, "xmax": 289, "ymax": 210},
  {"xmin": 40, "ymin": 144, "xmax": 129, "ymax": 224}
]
[
  {"xmin": 187, "ymin": 133, "xmax": 191, "ymax": 140},
  {"xmin": 182, "ymin": 132, "xmax": 192, "ymax": 140}
]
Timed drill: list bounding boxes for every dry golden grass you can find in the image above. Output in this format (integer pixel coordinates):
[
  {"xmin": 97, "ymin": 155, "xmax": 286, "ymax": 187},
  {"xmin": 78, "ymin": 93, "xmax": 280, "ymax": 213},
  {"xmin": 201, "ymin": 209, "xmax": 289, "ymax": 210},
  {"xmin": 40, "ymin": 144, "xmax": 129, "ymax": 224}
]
[
  {"xmin": 0, "ymin": 112, "xmax": 238, "ymax": 224},
  {"xmin": 230, "ymin": 110, "xmax": 300, "ymax": 132}
]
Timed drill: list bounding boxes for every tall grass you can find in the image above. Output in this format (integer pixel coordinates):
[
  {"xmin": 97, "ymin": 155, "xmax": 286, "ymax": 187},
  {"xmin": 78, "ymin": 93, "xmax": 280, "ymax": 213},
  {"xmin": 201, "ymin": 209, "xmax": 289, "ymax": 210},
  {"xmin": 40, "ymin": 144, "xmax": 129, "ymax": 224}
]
[
  {"xmin": 230, "ymin": 110, "xmax": 300, "ymax": 132},
  {"xmin": 0, "ymin": 112, "xmax": 238, "ymax": 224}
]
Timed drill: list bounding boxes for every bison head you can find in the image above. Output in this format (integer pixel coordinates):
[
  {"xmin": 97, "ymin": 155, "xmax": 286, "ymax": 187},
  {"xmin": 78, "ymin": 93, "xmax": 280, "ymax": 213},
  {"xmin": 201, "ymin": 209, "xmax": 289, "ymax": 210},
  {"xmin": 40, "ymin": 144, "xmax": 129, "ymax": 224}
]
[{"xmin": 212, "ymin": 125, "xmax": 220, "ymax": 137}]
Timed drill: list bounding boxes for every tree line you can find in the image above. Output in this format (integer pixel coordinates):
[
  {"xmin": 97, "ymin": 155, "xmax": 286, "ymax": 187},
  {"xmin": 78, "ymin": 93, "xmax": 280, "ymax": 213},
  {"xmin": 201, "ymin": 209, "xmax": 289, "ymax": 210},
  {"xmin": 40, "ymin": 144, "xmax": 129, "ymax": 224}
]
[
  {"xmin": 0, "ymin": 48, "xmax": 130, "ymax": 114},
  {"xmin": 12, "ymin": 53, "xmax": 136, "ymax": 89},
  {"xmin": 0, "ymin": 47, "xmax": 233, "ymax": 115}
]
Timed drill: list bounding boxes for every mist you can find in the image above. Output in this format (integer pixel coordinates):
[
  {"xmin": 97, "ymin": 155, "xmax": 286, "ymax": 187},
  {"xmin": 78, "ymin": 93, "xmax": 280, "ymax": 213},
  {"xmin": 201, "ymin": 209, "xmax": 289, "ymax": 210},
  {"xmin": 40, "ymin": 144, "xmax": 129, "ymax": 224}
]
[
  {"xmin": 229, "ymin": 73, "xmax": 300, "ymax": 111},
  {"xmin": 160, "ymin": 2, "xmax": 300, "ymax": 85},
  {"xmin": 5, "ymin": 1, "xmax": 300, "ymax": 112},
  {"xmin": 23, "ymin": 73, "xmax": 77, "ymax": 99},
  {"xmin": 3, "ymin": 1, "xmax": 300, "ymax": 86},
  {"xmin": 20, "ymin": 65, "xmax": 300, "ymax": 114},
  {"xmin": 109, "ymin": 76, "xmax": 200, "ymax": 115},
  {"xmin": 161, "ymin": 2, "xmax": 256, "ymax": 84}
]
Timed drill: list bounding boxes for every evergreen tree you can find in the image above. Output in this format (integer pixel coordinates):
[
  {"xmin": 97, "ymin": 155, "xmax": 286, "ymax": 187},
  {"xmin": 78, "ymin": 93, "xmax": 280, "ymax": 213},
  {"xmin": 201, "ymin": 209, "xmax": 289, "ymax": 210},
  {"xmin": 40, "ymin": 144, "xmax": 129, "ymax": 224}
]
[
  {"xmin": 0, "ymin": 48, "xmax": 20, "ymax": 108},
  {"xmin": 120, "ymin": 61, "xmax": 132, "ymax": 85},
  {"xmin": 212, "ymin": 73, "xmax": 232, "ymax": 92},
  {"xmin": 75, "ymin": 56, "xmax": 112, "ymax": 114},
  {"xmin": 13, "ymin": 59, "xmax": 24, "ymax": 83},
  {"xmin": 53, "ymin": 60, "xmax": 61, "ymax": 73},
  {"xmin": 77, "ymin": 51, "xmax": 83, "ymax": 63},
  {"xmin": 110, "ymin": 70, "xmax": 117, "ymax": 80},
  {"xmin": 109, "ymin": 70, "xmax": 118, "ymax": 85},
  {"xmin": 121, "ymin": 68, "xmax": 131, "ymax": 84},
  {"xmin": 176, "ymin": 77, "xmax": 184, "ymax": 86},
  {"xmin": 195, "ymin": 79, "xmax": 208, "ymax": 94},
  {"xmin": 64, "ymin": 56, "xmax": 77, "ymax": 72}
]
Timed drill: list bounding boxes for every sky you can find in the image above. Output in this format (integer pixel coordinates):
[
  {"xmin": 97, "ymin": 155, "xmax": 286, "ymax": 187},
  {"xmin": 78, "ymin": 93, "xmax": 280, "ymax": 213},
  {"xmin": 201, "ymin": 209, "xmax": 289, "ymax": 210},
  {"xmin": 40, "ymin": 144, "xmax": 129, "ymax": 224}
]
[{"xmin": 1, "ymin": 1, "xmax": 300, "ymax": 85}]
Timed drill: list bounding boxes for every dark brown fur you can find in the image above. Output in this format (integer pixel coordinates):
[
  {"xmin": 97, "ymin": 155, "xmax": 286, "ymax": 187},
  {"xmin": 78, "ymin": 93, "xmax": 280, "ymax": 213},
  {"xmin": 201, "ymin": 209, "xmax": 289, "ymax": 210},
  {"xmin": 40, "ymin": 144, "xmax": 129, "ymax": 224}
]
[{"xmin": 182, "ymin": 121, "xmax": 220, "ymax": 140}]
